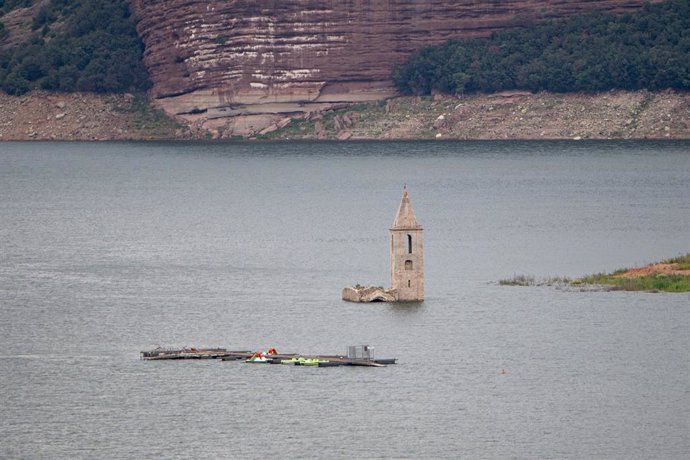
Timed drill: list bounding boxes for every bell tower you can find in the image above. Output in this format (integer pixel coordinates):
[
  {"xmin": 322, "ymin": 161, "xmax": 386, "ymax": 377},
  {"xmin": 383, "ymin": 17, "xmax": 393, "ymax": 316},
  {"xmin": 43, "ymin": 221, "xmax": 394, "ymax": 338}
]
[{"xmin": 390, "ymin": 188, "xmax": 424, "ymax": 301}]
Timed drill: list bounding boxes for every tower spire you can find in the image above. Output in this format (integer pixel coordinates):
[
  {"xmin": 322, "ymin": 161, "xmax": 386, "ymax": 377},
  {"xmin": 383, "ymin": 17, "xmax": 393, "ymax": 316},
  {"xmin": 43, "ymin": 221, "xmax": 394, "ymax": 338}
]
[
  {"xmin": 389, "ymin": 187, "xmax": 424, "ymax": 301},
  {"xmin": 391, "ymin": 188, "xmax": 422, "ymax": 230}
]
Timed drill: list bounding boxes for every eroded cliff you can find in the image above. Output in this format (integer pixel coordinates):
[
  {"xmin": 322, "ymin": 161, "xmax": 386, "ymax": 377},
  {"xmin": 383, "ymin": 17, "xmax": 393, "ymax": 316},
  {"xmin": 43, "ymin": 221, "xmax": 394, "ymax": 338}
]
[{"xmin": 130, "ymin": 0, "xmax": 663, "ymax": 137}]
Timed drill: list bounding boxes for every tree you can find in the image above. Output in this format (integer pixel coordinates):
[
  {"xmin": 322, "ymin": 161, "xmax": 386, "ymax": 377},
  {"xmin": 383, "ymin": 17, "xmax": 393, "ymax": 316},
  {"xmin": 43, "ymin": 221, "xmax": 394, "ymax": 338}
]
[
  {"xmin": 391, "ymin": 0, "xmax": 690, "ymax": 95},
  {"xmin": 0, "ymin": 0, "xmax": 151, "ymax": 94}
]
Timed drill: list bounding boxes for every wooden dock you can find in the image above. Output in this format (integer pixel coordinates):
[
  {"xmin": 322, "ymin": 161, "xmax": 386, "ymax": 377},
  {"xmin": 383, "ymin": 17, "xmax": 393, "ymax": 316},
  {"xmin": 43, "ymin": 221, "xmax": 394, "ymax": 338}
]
[
  {"xmin": 141, "ymin": 347, "xmax": 396, "ymax": 367},
  {"xmin": 237, "ymin": 353, "xmax": 396, "ymax": 367},
  {"xmin": 140, "ymin": 347, "xmax": 253, "ymax": 360}
]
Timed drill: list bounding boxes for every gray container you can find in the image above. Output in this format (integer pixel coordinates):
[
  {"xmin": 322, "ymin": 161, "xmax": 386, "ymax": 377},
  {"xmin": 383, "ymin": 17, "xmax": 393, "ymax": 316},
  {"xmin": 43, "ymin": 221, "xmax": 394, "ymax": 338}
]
[{"xmin": 346, "ymin": 345, "xmax": 375, "ymax": 360}]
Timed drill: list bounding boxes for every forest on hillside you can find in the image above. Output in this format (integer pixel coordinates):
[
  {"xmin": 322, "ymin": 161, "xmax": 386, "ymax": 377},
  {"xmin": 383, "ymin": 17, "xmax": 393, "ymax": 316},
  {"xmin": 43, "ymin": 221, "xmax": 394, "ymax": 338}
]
[
  {"xmin": 0, "ymin": 0, "xmax": 150, "ymax": 94},
  {"xmin": 2, "ymin": 0, "xmax": 689, "ymax": 97},
  {"xmin": 393, "ymin": 0, "xmax": 690, "ymax": 95}
]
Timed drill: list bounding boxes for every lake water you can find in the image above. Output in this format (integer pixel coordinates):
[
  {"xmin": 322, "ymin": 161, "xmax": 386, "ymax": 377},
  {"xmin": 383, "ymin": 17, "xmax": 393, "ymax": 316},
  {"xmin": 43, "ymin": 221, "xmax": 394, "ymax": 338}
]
[{"xmin": 1, "ymin": 140, "xmax": 689, "ymax": 459}]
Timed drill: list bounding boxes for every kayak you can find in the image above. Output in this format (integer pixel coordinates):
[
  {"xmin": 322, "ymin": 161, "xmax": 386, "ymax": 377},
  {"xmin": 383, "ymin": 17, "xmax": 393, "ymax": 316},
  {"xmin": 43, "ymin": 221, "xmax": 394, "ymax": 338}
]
[{"xmin": 280, "ymin": 357, "xmax": 331, "ymax": 366}]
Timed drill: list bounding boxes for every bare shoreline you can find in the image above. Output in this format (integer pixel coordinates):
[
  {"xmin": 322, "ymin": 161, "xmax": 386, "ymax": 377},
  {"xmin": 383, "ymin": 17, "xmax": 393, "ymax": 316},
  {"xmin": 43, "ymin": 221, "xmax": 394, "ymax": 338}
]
[{"xmin": 1, "ymin": 89, "xmax": 688, "ymax": 141}]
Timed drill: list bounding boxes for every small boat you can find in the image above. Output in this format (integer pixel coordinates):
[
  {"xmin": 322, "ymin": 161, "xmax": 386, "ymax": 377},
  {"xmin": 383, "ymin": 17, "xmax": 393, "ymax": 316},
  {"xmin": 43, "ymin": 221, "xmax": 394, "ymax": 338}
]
[
  {"xmin": 246, "ymin": 352, "xmax": 271, "ymax": 363},
  {"xmin": 279, "ymin": 357, "xmax": 331, "ymax": 366}
]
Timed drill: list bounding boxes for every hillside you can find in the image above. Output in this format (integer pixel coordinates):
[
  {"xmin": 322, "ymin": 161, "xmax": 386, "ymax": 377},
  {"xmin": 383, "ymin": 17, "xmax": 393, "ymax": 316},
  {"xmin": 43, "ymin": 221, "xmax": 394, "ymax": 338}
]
[
  {"xmin": 2, "ymin": 0, "xmax": 689, "ymax": 139},
  {"xmin": 128, "ymin": 0, "xmax": 664, "ymax": 136},
  {"xmin": 0, "ymin": 91, "xmax": 194, "ymax": 140},
  {"xmin": 0, "ymin": 0, "xmax": 150, "ymax": 95},
  {"xmin": 259, "ymin": 90, "xmax": 690, "ymax": 141},
  {"xmin": 393, "ymin": 0, "xmax": 690, "ymax": 96},
  {"xmin": 2, "ymin": 89, "xmax": 688, "ymax": 141}
]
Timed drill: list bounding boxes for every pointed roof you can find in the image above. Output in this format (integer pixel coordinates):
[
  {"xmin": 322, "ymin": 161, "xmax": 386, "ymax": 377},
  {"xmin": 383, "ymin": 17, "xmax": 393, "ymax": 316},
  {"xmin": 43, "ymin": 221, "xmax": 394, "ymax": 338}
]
[{"xmin": 390, "ymin": 188, "xmax": 422, "ymax": 230}]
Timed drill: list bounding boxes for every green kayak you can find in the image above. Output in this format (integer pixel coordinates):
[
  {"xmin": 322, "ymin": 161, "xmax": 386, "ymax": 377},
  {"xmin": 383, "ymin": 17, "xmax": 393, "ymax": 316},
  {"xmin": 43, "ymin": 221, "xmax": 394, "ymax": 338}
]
[{"xmin": 280, "ymin": 357, "xmax": 330, "ymax": 366}]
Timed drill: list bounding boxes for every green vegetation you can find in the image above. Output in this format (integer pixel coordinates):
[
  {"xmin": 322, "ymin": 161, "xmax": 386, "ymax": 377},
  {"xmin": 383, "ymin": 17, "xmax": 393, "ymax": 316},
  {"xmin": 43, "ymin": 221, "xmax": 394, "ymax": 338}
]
[
  {"xmin": 393, "ymin": 0, "xmax": 690, "ymax": 95},
  {"xmin": 499, "ymin": 275, "xmax": 535, "ymax": 286},
  {"xmin": 574, "ymin": 272, "xmax": 690, "ymax": 292},
  {"xmin": 0, "ymin": 0, "xmax": 150, "ymax": 95},
  {"xmin": 498, "ymin": 275, "xmax": 571, "ymax": 287},
  {"xmin": 663, "ymin": 253, "xmax": 690, "ymax": 269},
  {"xmin": 502, "ymin": 253, "xmax": 690, "ymax": 292},
  {"xmin": 110, "ymin": 93, "xmax": 186, "ymax": 137},
  {"xmin": 0, "ymin": 0, "xmax": 34, "ymax": 16}
]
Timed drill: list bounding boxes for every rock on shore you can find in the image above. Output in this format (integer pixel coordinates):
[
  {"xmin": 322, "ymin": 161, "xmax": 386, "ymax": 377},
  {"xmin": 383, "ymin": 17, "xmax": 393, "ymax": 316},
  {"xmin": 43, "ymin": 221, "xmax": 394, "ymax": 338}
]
[
  {"xmin": 263, "ymin": 89, "xmax": 690, "ymax": 141},
  {"xmin": 1, "ymin": 89, "xmax": 688, "ymax": 141},
  {"xmin": 0, "ymin": 92, "xmax": 196, "ymax": 141}
]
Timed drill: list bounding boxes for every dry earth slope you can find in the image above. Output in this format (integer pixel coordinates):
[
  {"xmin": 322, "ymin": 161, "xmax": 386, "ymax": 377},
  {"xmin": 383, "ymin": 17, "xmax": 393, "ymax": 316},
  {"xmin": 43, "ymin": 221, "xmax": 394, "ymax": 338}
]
[{"xmin": 1, "ymin": 89, "xmax": 688, "ymax": 141}]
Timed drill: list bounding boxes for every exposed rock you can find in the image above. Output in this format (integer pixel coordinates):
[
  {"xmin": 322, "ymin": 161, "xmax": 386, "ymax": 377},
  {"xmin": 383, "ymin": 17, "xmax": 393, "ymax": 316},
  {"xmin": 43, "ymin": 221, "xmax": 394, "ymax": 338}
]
[
  {"xmin": 314, "ymin": 121, "xmax": 326, "ymax": 138},
  {"xmin": 276, "ymin": 117, "xmax": 292, "ymax": 129},
  {"xmin": 333, "ymin": 115, "xmax": 343, "ymax": 132},
  {"xmin": 433, "ymin": 114, "xmax": 446, "ymax": 129},
  {"xmin": 129, "ymin": 0, "xmax": 662, "ymax": 136},
  {"xmin": 264, "ymin": 90, "xmax": 690, "ymax": 141},
  {"xmin": 258, "ymin": 123, "xmax": 279, "ymax": 135},
  {"xmin": 342, "ymin": 286, "xmax": 397, "ymax": 303},
  {"xmin": 0, "ymin": 91, "xmax": 195, "ymax": 141},
  {"xmin": 336, "ymin": 130, "xmax": 352, "ymax": 140},
  {"xmin": 2, "ymin": 89, "xmax": 688, "ymax": 141}
]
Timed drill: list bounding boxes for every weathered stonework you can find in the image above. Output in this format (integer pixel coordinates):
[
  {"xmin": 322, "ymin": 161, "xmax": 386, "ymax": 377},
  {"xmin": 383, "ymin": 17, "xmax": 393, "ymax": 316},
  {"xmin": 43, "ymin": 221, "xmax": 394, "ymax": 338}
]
[
  {"xmin": 343, "ymin": 188, "xmax": 424, "ymax": 303},
  {"xmin": 342, "ymin": 286, "xmax": 397, "ymax": 303},
  {"xmin": 389, "ymin": 190, "xmax": 424, "ymax": 301},
  {"xmin": 130, "ymin": 0, "xmax": 662, "ymax": 137}
]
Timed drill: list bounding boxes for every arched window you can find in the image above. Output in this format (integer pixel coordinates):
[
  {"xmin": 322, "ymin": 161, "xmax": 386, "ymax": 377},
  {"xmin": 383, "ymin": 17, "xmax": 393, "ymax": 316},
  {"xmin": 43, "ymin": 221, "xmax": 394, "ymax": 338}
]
[
  {"xmin": 405, "ymin": 260, "xmax": 413, "ymax": 270},
  {"xmin": 408, "ymin": 280, "xmax": 411, "ymax": 287},
  {"xmin": 407, "ymin": 234, "xmax": 412, "ymax": 254}
]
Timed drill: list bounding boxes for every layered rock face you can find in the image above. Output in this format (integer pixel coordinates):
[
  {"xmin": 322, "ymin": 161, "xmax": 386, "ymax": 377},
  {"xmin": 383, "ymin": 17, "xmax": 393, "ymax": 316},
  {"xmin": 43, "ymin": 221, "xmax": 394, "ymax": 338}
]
[{"xmin": 130, "ymin": 0, "xmax": 662, "ymax": 136}]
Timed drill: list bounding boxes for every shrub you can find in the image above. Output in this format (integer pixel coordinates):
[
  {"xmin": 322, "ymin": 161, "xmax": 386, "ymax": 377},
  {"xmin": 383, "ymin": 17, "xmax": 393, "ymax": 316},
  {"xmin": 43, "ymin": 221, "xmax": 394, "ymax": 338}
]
[
  {"xmin": 1, "ymin": 0, "xmax": 151, "ymax": 94},
  {"xmin": 393, "ymin": 0, "xmax": 690, "ymax": 95}
]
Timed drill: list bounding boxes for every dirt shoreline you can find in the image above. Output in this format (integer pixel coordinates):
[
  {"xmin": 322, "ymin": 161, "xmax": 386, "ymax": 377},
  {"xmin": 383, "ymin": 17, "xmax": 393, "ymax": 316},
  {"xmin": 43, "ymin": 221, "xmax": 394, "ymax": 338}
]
[
  {"xmin": 1, "ymin": 89, "xmax": 688, "ymax": 141},
  {"xmin": 614, "ymin": 263, "xmax": 690, "ymax": 279}
]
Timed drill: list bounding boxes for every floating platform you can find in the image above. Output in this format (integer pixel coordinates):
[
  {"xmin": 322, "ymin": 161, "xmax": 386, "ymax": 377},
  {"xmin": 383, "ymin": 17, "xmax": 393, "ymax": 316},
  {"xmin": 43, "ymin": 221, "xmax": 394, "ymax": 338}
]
[
  {"xmin": 141, "ymin": 346, "xmax": 396, "ymax": 367},
  {"xmin": 140, "ymin": 347, "xmax": 253, "ymax": 360},
  {"xmin": 236, "ymin": 353, "xmax": 396, "ymax": 367}
]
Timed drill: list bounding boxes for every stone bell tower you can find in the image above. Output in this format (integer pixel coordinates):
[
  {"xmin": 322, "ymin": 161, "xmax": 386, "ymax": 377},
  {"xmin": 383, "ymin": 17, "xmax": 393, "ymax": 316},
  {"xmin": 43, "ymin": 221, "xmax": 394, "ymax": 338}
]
[{"xmin": 390, "ymin": 188, "xmax": 424, "ymax": 301}]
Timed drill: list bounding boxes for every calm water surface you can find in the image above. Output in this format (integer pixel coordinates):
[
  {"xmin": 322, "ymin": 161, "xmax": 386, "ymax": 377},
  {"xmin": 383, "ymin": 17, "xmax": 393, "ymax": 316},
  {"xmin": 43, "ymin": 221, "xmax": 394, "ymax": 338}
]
[{"xmin": 1, "ymin": 140, "xmax": 689, "ymax": 458}]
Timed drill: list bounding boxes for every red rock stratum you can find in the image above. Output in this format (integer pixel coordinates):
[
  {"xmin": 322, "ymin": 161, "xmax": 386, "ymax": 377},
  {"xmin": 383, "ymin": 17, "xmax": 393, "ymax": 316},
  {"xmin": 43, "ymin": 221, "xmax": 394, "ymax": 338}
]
[{"xmin": 130, "ymin": 0, "xmax": 663, "ymax": 136}]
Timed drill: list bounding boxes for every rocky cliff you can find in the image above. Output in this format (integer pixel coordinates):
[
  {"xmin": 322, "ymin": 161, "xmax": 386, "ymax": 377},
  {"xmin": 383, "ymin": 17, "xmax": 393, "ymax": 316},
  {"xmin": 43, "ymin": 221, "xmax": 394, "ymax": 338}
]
[{"xmin": 130, "ymin": 0, "xmax": 663, "ymax": 137}]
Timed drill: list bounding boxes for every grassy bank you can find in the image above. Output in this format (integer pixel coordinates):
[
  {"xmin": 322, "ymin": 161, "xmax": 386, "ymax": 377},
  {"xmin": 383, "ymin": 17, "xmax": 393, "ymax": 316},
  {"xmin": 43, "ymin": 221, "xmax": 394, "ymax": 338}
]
[
  {"xmin": 573, "ymin": 254, "xmax": 690, "ymax": 292},
  {"xmin": 500, "ymin": 254, "xmax": 690, "ymax": 292},
  {"xmin": 572, "ymin": 273, "xmax": 690, "ymax": 292}
]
